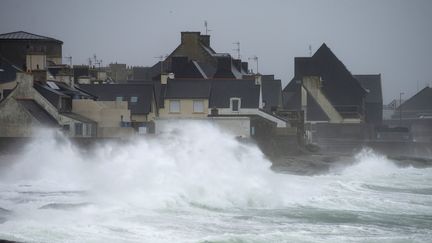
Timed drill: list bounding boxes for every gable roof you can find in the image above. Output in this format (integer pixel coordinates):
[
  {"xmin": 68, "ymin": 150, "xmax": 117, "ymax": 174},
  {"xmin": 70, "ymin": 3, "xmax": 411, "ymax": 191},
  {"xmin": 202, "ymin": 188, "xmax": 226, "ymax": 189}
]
[
  {"xmin": 165, "ymin": 79, "xmax": 211, "ymax": 99},
  {"xmin": 79, "ymin": 84, "xmax": 156, "ymax": 114},
  {"xmin": 209, "ymin": 79, "xmax": 260, "ymax": 108},
  {"xmin": 354, "ymin": 74, "xmax": 383, "ymax": 104},
  {"xmin": 399, "ymin": 87, "xmax": 432, "ymax": 111},
  {"xmin": 17, "ymin": 99, "xmax": 58, "ymax": 126},
  {"xmin": 283, "ymin": 43, "xmax": 367, "ymax": 108},
  {"xmin": 0, "ymin": 31, "xmax": 63, "ymax": 44}
]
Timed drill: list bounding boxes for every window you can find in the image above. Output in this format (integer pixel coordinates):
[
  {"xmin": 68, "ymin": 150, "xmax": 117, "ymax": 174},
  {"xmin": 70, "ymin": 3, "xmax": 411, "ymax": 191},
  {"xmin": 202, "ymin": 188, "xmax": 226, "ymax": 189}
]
[
  {"xmin": 193, "ymin": 100, "xmax": 204, "ymax": 113},
  {"xmin": 169, "ymin": 100, "xmax": 180, "ymax": 113},
  {"xmin": 230, "ymin": 98, "xmax": 241, "ymax": 112},
  {"xmin": 116, "ymin": 96, "xmax": 123, "ymax": 102},
  {"xmin": 75, "ymin": 123, "xmax": 83, "ymax": 136},
  {"xmin": 130, "ymin": 96, "xmax": 138, "ymax": 103},
  {"xmin": 85, "ymin": 124, "xmax": 92, "ymax": 136}
]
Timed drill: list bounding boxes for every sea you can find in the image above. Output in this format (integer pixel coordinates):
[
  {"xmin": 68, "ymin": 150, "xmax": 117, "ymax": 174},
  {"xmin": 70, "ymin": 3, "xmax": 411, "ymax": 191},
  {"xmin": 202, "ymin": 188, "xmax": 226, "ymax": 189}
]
[{"xmin": 0, "ymin": 121, "xmax": 431, "ymax": 243}]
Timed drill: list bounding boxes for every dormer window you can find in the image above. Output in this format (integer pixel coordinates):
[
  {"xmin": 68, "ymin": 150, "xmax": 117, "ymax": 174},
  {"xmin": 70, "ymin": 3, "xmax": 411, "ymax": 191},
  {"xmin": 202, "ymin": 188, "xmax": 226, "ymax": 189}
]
[{"xmin": 230, "ymin": 97, "xmax": 241, "ymax": 112}]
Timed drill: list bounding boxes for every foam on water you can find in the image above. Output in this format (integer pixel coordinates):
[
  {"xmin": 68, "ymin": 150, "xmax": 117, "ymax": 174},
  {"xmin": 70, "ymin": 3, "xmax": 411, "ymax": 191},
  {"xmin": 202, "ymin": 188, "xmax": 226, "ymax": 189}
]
[{"xmin": 0, "ymin": 121, "xmax": 431, "ymax": 242}]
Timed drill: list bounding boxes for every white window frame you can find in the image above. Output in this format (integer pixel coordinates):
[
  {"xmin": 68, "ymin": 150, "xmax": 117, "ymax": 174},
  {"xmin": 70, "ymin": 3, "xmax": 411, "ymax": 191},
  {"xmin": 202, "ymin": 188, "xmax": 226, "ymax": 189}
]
[
  {"xmin": 230, "ymin": 97, "xmax": 241, "ymax": 112},
  {"xmin": 193, "ymin": 100, "xmax": 205, "ymax": 113},
  {"xmin": 169, "ymin": 100, "xmax": 180, "ymax": 113}
]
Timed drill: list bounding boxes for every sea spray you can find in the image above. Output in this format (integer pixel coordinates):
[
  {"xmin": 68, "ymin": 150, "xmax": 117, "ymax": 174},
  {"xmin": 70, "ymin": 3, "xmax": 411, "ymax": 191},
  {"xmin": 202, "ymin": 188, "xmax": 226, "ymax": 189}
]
[{"xmin": 0, "ymin": 121, "xmax": 431, "ymax": 242}]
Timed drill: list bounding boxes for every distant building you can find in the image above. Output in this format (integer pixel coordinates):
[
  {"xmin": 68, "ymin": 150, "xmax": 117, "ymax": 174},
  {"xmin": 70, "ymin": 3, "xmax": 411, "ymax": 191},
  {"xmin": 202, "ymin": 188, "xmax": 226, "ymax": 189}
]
[
  {"xmin": 283, "ymin": 43, "xmax": 368, "ymax": 123},
  {"xmin": 136, "ymin": 32, "xmax": 250, "ymax": 80},
  {"xmin": 354, "ymin": 74, "xmax": 383, "ymax": 124},
  {"xmin": 109, "ymin": 63, "xmax": 128, "ymax": 82},
  {"xmin": 0, "ymin": 31, "xmax": 63, "ymax": 70}
]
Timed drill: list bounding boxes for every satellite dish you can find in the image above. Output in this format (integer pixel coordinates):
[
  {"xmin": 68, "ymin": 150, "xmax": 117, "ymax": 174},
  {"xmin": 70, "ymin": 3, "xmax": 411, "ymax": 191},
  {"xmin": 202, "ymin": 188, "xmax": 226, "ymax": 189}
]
[{"xmin": 168, "ymin": 73, "xmax": 175, "ymax": 79}]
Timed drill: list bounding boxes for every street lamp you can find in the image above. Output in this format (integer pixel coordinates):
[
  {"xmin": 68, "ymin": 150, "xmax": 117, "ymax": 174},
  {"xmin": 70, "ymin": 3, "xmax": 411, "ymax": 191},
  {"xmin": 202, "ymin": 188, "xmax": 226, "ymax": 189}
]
[{"xmin": 399, "ymin": 92, "xmax": 404, "ymax": 126}]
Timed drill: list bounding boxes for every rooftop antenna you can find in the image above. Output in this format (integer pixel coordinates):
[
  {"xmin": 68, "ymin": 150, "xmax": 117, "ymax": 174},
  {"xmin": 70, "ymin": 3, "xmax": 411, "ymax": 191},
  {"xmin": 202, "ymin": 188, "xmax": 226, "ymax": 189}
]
[
  {"xmin": 63, "ymin": 56, "xmax": 72, "ymax": 66},
  {"xmin": 204, "ymin": 20, "xmax": 211, "ymax": 35},
  {"xmin": 92, "ymin": 54, "xmax": 102, "ymax": 69},
  {"xmin": 248, "ymin": 55, "xmax": 259, "ymax": 74},
  {"xmin": 88, "ymin": 58, "xmax": 92, "ymax": 67},
  {"xmin": 154, "ymin": 54, "xmax": 168, "ymax": 74},
  {"xmin": 308, "ymin": 44, "xmax": 312, "ymax": 57},
  {"xmin": 233, "ymin": 41, "xmax": 241, "ymax": 59}
]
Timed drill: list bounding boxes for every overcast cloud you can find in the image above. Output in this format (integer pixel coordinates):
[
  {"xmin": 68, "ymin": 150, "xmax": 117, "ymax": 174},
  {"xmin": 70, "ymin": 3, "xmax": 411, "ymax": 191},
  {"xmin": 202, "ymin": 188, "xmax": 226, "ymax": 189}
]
[{"xmin": 1, "ymin": 0, "xmax": 431, "ymax": 102}]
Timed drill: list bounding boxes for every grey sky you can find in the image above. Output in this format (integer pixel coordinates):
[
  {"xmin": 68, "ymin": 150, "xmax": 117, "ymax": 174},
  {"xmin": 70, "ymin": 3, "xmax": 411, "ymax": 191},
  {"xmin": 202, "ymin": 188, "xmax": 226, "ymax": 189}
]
[{"xmin": 1, "ymin": 0, "xmax": 431, "ymax": 102}]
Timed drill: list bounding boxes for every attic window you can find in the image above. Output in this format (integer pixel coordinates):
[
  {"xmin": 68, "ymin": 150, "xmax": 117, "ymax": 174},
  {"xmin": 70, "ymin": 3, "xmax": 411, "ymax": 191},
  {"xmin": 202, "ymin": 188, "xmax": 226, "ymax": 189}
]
[
  {"xmin": 116, "ymin": 96, "xmax": 123, "ymax": 102},
  {"xmin": 130, "ymin": 96, "xmax": 138, "ymax": 103},
  {"xmin": 230, "ymin": 97, "xmax": 241, "ymax": 112}
]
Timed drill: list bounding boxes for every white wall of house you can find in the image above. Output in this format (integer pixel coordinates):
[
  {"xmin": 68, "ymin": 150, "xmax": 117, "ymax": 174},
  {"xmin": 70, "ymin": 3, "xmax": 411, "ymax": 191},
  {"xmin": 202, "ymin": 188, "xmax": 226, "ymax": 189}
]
[{"xmin": 72, "ymin": 99, "xmax": 134, "ymax": 137}]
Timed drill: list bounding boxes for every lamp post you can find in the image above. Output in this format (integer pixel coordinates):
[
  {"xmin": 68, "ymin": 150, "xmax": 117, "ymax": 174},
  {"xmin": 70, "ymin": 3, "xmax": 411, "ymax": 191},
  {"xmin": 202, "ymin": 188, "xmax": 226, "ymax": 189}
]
[{"xmin": 399, "ymin": 92, "xmax": 404, "ymax": 126}]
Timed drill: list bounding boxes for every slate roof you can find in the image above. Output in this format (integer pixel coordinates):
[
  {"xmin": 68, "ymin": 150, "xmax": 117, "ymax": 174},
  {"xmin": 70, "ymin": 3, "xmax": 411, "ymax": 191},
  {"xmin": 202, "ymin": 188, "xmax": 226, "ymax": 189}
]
[
  {"xmin": 61, "ymin": 112, "xmax": 96, "ymax": 124},
  {"xmin": 0, "ymin": 55, "xmax": 21, "ymax": 83},
  {"xmin": 209, "ymin": 79, "xmax": 260, "ymax": 108},
  {"xmin": 283, "ymin": 43, "xmax": 367, "ymax": 115},
  {"xmin": 165, "ymin": 79, "xmax": 211, "ymax": 99},
  {"xmin": 354, "ymin": 74, "xmax": 383, "ymax": 104},
  {"xmin": 399, "ymin": 87, "xmax": 432, "ymax": 111},
  {"xmin": 0, "ymin": 31, "xmax": 63, "ymax": 44},
  {"xmin": 79, "ymin": 84, "xmax": 156, "ymax": 114},
  {"xmin": 261, "ymin": 75, "xmax": 282, "ymax": 111},
  {"xmin": 17, "ymin": 99, "xmax": 58, "ymax": 126}
]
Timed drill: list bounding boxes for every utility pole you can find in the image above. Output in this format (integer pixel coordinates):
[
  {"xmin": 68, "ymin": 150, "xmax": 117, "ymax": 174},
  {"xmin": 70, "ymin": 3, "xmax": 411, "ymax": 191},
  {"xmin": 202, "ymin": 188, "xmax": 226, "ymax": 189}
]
[
  {"xmin": 154, "ymin": 55, "xmax": 167, "ymax": 74},
  {"xmin": 399, "ymin": 92, "xmax": 404, "ymax": 126},
  {"xmin": 204, "ymin": 21, "xmax": 211, "ymax": 35}
]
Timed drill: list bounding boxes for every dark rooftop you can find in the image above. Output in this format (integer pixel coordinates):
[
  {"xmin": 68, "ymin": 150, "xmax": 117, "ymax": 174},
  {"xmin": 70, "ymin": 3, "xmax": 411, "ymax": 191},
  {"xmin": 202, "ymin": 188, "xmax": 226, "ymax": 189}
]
[
  {"xmin": 209, "ymin": 79, "xmax": 260, "ymax": 109},
  {"xmin": 354, "ymin": 74, "xmax": 383, "ymax": 104},
  {"xmin": 0, "ymin": 31, "xmax": 63, "ymax": 44},
  {"xmin": 165, "ymin": 79, "xmax": 211, "ymax": 99},
  {"xmin": 399, "ymin": 87, "xmax": 432, "ymax": 111},
  {"xmin": 79, "ymin": 84, "xmax": 156, "ymax": 114},
  {"xmin": 17, "ymin": 99, "xmax": 58, "ymax": 127}
]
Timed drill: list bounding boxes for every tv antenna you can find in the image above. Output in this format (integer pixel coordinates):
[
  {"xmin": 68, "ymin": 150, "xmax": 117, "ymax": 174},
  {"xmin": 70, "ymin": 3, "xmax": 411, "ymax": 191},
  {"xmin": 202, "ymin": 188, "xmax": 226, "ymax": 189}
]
[
  {"xmin": 63, "ymin": 56, "xmax": 72, "ymax": 66},
  {"xmin": 92, "ymin": 54, "xmax": 102, "ymax": 69},
  {"xmin": 308, "ymin": 45, "xmax": 312, "ymax": 57},
  {"xmin": 154, "ymin": 54, "xmax": 168, "ymax": 73},
  {"xmin": 204, "ymin": 20, "xmax": 211, "ymax": 35},
  {"xmin": 233, "ymin": 41, "xmax": 241, "ymax": 59},
  {"xmin": 248, "ymin": 55, "xmax": 259, "ymax": 74}
]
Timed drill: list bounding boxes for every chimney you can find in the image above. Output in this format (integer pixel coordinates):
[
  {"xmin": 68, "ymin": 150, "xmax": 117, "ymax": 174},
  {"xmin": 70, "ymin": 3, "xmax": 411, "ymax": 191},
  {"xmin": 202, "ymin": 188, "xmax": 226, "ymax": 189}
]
[
  {"xmin": 216, "ymin": 55, "xmax": 232, "ymax": 73},
  {"xmin": 199, "ymin": 35, "xmax": 210, "ymax": 47},
  {"xmin": 255, "ymin": 75, "xmax": 263, "ymax": 109},
  {"xmin": 160, "ymin": 73, "xmax": 174, "ymax": 85},
  {"xmin": 241, "ymin": 62, "xmax": 248, "ymax": 73},
  {"xmin": 232, "ymin": 59, "xmax": 242, "ymax": 72},
  {"xmin": 181, "ymin": 32, "xmax": 201, "ymax": 45}
]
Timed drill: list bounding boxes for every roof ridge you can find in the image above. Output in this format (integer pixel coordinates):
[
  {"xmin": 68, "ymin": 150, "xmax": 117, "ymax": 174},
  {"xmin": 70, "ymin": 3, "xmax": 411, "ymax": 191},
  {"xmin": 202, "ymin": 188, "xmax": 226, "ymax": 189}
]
[{"xmin": 0, "ymin": 31, "xmax": 62, "ymax": 43}]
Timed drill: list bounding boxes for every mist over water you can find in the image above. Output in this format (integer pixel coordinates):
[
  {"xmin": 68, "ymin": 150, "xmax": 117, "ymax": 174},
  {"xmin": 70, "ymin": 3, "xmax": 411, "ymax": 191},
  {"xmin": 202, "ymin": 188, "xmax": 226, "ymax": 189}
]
[{"xmin": 0, "ymin": 121, "xmax": 431, "ymax": 242}]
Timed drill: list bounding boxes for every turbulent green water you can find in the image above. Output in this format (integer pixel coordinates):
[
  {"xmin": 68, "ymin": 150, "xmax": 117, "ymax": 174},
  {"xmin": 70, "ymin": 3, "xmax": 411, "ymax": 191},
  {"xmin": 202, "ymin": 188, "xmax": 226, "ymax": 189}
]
[{"xmin": 0, "ymin": 122, "xmax": 431, "ymax": 242}]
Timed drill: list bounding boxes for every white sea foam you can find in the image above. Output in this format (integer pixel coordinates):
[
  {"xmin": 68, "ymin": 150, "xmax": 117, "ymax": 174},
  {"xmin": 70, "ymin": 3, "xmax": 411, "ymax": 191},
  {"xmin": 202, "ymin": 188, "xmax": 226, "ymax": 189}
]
[{"xmin": 0, "ymin": 121, "xmax": 430, "ymax": 242}]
